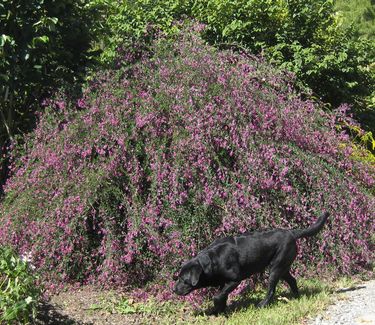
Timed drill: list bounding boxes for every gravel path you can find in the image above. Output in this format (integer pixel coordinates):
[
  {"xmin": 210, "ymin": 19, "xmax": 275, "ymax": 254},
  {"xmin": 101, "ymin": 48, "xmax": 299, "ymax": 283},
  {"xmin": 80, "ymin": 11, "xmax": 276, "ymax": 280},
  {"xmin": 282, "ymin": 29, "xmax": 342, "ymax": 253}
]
[{"xmin": 309, "ymin": 280, "xmax": 375, "ymax": 325}]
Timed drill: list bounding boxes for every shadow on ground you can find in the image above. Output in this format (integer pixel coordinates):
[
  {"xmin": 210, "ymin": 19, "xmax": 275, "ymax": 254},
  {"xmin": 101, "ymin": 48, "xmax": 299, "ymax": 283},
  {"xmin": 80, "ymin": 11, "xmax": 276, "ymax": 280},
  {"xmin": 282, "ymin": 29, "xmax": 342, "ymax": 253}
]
[
  {"xmin": 34, "ymin": 301, "xmax": 89, "ymax": 325},
  {"xmin": 335, "ymin": 285, "xmax": 366, "ymax": 293}
]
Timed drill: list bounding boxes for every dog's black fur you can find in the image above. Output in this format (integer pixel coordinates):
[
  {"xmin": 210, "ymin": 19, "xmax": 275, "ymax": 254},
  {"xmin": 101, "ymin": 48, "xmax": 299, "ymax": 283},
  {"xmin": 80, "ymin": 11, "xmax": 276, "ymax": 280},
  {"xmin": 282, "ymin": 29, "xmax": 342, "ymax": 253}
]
[{"xmin": 173, "ymin": 212, "xmax": 329, "ymax": 314}]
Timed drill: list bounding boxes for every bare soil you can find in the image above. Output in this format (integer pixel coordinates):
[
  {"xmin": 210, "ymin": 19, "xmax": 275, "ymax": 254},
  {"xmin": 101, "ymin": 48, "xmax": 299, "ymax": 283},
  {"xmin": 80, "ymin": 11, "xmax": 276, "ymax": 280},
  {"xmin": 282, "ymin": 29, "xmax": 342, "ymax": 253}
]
[{"xmin": 35, "ymin": 286, "xmax": 135, "ymax": 325}]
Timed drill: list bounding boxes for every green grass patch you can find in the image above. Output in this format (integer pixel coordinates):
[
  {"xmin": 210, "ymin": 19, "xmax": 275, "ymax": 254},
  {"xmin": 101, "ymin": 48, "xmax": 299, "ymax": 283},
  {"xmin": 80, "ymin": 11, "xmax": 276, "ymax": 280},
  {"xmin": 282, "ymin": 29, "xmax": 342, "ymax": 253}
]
[
  {"xmin": 224, "ymin": 280, "xmax": 330, "ymax": 325},
  {"xmin": 88, "ymin": 277, "xmax": 358, "ymax": 324}
]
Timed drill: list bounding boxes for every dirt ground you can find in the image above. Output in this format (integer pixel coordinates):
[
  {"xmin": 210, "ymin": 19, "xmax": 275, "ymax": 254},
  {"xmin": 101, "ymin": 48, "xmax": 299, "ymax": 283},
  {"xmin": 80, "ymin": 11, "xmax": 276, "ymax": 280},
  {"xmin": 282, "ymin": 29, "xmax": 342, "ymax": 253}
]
[
  {"xmin": 35, "ymin": 286, "xmax": 136, "ymax": 325},
  {"xmin": 34, "ymin": 285, "xmax": 213, "ymax": 325}
]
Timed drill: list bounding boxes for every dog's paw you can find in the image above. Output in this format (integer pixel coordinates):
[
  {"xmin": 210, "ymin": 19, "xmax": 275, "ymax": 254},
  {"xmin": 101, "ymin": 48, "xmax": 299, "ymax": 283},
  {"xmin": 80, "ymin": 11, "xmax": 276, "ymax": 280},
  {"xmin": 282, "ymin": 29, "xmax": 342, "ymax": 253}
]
[
  {"xmin": 212, "ymin": 297, "xmax": 227, "ymax": 315},
  {"xmin": 207, "ymin": 304, "xmax": 227, "ymax": 316},
  {"xmin": 206, "ymin": 309, "xmax": 220, "ymax": 316},
  {"xmin": 208, "ymin": 306, "xmax": 225, "ymax": 316}
]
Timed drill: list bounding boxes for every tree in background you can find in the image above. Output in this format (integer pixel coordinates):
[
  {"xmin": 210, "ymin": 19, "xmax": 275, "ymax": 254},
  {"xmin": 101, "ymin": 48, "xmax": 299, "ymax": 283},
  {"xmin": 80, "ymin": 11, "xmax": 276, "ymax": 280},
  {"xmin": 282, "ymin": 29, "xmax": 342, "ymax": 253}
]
[{"xmin": 334, "ymin": 0, "xmax": 375, "ymax": 140}]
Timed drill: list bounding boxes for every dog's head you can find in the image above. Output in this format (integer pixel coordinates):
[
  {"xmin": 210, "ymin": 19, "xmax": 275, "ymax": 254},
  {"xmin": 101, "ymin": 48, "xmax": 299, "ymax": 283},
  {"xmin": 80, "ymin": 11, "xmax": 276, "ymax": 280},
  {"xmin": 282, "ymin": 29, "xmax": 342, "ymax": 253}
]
[{"xmin": 173, "ymin": 253, "xmax": 212, "ymax": 296}]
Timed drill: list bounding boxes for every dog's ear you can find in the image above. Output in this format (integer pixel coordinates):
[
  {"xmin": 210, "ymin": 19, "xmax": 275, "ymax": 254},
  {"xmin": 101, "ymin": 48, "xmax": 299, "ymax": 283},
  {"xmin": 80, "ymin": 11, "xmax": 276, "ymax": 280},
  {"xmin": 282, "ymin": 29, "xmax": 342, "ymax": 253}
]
[
  {"xmin": 197, "ymin": 253, "xmax": 212, "ymax": 276},
  {"xmin": 190, "ymin": 265, "xmax": 202, "ymax": 287}
]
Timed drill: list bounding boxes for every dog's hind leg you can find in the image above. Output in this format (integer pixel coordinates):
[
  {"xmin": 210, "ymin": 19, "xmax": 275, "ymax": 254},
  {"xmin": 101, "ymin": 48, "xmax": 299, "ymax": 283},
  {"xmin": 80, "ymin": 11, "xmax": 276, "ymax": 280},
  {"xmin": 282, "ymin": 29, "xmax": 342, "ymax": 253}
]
[
  {"xmin": 257, "ymin": 270, "xmax": 282, "ymax": 308},
  {"xmin": 212, "ymin": 281, "xmax": 240, "ymax": 314},
  {"xmin": 282, "ymin": 271, "xmax": 299, "ymax": 297},
  {"xmin": 257, "ymin": 240, "xmax": 298, "ymax": 308}
]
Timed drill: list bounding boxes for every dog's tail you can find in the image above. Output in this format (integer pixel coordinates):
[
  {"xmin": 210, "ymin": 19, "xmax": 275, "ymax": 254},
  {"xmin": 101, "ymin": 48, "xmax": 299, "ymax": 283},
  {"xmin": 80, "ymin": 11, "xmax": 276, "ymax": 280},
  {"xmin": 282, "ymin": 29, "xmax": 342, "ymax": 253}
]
[{"xmin": 291, "ymin": 212, "xmax": 329, "ymax": 239}]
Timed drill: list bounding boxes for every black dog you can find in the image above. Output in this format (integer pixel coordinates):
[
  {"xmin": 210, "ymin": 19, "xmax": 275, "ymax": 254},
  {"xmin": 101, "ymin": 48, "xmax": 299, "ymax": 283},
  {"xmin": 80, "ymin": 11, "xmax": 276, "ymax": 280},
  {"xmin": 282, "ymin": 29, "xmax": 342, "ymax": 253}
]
[{"xmin": 173, "ymin": 212, "xmax": 329, "ymax": 314}]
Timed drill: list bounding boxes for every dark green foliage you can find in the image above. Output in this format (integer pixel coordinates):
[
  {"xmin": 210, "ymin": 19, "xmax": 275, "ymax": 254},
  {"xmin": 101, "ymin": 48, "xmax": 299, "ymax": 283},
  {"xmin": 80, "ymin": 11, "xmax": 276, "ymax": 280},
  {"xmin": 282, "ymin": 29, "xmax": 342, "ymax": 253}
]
[
  {"xmin": 334, "ymin": 0, "xmax": 375, "ymax": 131},
  {"xmin": 191, "ymin": 0, "xmax": 333, "ymax": 51},
  {"xmin": 89, "ymin": 0, "xmax": 193, "ymax": 64},
  {"xmin": 0, "ymin": 0, "xmax": 99, "ymax": 187},
  {"xmin": 268, "ymin": 26, "xmax": 375, "ymax": 131}
]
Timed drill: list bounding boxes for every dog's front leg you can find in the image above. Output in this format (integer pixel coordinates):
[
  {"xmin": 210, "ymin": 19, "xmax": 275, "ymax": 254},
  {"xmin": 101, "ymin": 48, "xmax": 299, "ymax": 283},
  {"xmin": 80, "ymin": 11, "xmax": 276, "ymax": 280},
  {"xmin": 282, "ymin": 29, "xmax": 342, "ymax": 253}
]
[{"xmin": 212, "ymin": 281, "xmax": 240, "ymax": 315}]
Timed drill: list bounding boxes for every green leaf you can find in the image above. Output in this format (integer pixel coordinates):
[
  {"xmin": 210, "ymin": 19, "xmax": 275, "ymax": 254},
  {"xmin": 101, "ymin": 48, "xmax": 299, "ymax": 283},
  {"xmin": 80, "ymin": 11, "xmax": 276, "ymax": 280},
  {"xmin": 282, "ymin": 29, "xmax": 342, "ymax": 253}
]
[
  {"xmin": 32, "ymin": 36, "xmax": 49, "ymax": 47},
  {"xmin": 0, "ymin": 34, "xmax": 13, "ymax": 47}
]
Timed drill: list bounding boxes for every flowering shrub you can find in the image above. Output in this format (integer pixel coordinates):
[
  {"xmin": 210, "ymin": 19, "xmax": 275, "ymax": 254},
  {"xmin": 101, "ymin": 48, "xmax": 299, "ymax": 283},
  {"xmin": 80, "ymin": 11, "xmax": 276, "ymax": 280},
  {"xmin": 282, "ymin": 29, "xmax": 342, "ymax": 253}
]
[{"xmin": 0, "ymin": 27, "xmax": 374, "ymax": 294}]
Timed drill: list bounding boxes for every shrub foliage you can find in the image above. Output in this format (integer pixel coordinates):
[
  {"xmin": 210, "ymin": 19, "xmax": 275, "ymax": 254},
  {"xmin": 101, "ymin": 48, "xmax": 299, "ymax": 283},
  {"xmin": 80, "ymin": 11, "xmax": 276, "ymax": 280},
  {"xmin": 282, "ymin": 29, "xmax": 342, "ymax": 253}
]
[{"xmin": 0, "ymin": 28, "xmax": 374, "ymax": 291}]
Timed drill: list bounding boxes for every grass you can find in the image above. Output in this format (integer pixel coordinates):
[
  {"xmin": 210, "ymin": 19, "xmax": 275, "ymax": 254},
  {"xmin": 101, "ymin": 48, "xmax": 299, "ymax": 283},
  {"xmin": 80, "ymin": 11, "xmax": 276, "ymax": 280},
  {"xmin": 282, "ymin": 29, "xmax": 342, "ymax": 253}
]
[{"xmin": 86, "ymin": 277, "xmax": 360, "ymax": 325}]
